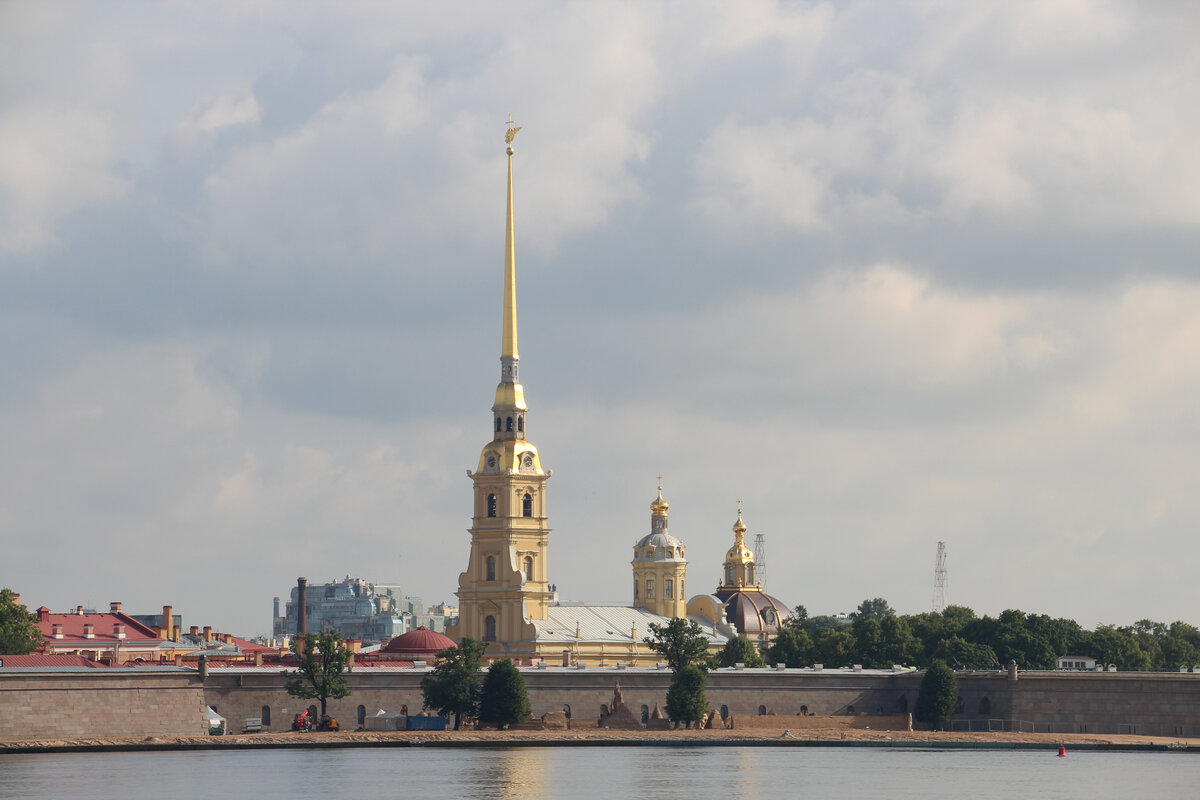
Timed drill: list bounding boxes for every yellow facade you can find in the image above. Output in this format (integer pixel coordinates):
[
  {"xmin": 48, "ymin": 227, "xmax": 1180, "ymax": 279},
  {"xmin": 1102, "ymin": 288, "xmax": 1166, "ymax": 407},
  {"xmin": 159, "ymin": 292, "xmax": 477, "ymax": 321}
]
[{"xmin": 447, "ymin": 133, "xmax": 552, "ymax": 656}]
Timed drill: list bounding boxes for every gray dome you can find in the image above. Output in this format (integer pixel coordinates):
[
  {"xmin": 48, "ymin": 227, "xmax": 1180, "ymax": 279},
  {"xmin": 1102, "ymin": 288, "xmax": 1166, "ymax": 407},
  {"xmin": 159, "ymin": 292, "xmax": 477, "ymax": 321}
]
[{"xmin": 633, "ymin": 532, "xmax": 686, "ymax": 562}]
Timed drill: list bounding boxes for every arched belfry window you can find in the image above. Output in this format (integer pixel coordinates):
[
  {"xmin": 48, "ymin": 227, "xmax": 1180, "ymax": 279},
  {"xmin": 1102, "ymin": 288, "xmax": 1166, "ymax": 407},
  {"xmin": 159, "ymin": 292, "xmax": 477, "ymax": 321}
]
[
  {"xmin": 634, "ymin": 581, "xmax": 639, "ymax": 600},
  {"xmin": 522, "ymin": 493, "xmax": 533, "ymax": 517},
  {"xmin": 487, "ymin": 494, "xmax": 497, "ymax": 517},
  {"xmin": 665, "ymin": 579, "xmax": 674, "ymax": 600},
  {"xmin": 517, "ymin": 416, "xmax": 524, "ymax": 432},
  {"xmin": 506, "ymin": 416, "xmax": 513, "ymax": 431},
  {"xmin": 486, "ymin": 556, "xmax": 496, "ymax": 581},
  {"xmin": 523, "ymin": 556, "xmax": 533, "ymax": 581},
  {"xmin": 484, "ymin": 615, "xmax": 497, "ymax": 641},
  {"xmin": 495, "ymin": 417, "xmax": 501, "ymax": 432}
]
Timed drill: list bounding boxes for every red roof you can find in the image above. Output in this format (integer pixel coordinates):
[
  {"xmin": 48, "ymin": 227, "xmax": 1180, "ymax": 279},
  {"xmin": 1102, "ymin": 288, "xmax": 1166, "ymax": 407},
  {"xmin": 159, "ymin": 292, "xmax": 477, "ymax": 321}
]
[
  {"xmin": 380, "ymin": 626, "xmax": 456, "ymax": 655},
  {"xmin": 0, "ymin": 654, "xmax": 106, "ymax": 668},
  {"xmin": 37, "ymin": 610, "xmax": 164, "ymax": 643}
]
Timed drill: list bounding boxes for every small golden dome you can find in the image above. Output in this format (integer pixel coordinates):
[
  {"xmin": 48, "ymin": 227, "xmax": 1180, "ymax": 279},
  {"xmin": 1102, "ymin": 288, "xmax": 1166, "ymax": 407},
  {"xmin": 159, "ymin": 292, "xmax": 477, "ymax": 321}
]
[{"xmin": 650, "ymin": 483, "xmax": 669, "ymax": 517}]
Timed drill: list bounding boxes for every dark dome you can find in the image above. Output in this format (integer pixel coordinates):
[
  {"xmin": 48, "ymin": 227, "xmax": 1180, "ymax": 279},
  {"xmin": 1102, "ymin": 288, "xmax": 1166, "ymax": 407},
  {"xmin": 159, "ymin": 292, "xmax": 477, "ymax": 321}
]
[
  {"xmin": 717, "ymin": 590, "xmax": 790, "ymax": 636},
  {"xmin": 381, "ymin": 626, "xmax": 456, "ymax": 656}
]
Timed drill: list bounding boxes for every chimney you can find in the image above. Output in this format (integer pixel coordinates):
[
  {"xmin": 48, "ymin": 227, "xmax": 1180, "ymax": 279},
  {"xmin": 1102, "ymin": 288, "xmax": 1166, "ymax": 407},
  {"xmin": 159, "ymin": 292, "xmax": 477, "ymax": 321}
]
[
  {"xmin": 114, "ymin": 623, "xmax": 126, "ymax": 639},
  {"xmin": 203, "ymin": 626, "xmax": 213, "ymax": 642},
  {"xmin": 223, "ymin": 633, "xmax": 233, "ymax": 644},
  {"xmin": 163, "ymin": 605, "xmax": 174, "ymax": 640},
  {"xmin": 37, "ymin": 606, "xmax": 50, "ymax": 622},
  {"xmin": 189, "ymin": 626, "xmax": 199, "ymax": 636},
  {"xmin": 297, "ymin": 577, "xmax": 308, "ymax": 635},
  {"xmin": 254, "ymin": 652, "xmax": 263, "ymax": 667},
  {"xmin": 346, "ymin": 638, "xmax": 362, "ymax": 654},
  {"xmin": 76, "ymin": 605, "xmax": 84, "ymax": 615},
  {"xmin": 51, "ymin": 624, "xmax": 63, "ymax": 639},
  {"xmin": 12, "ymin": 593, "xmax": 19, "ymax": 605},
  {"xmin": 110, "ymin": 601, "xmax": 122, "ymax": 613},
  {"xmin": 83, "ymin": 623, "xmax": 95, "ymax": 639}
]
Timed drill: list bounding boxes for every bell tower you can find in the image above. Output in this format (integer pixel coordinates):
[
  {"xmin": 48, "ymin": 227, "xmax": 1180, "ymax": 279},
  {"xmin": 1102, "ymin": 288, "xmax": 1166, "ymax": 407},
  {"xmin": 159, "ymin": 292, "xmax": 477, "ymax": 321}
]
[{"xmin": 448, "ymin": 122, "xmax": 551, "ymax": 654}]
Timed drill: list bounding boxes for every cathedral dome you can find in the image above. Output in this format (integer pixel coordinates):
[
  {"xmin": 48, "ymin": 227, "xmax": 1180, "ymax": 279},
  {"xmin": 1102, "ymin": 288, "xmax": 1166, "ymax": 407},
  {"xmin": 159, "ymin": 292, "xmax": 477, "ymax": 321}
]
[
  {"xmin": 380, "ymin": 626, "xmax": 456, "ymax": 659},
  {"xmin": 634, "ymin": 531, "xmax": 686, "ymax": 561},
  {"xmin": 719, "ymin": 589, "xmax": 790, "ymax": 636}
]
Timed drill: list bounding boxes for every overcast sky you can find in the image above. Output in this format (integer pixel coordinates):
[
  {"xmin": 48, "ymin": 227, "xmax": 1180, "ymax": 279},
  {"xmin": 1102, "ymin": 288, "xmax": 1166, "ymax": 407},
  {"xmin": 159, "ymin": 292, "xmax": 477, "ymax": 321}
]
[{"xmin": 2, "ymin": 1, "xmax": 1198, "ymax": 637}]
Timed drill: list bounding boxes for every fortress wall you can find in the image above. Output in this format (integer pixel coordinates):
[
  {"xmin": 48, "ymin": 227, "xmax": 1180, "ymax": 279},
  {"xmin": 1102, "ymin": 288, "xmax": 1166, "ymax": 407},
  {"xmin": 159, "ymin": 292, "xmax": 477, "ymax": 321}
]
[
  {"xmin": 0, "ymin": 671, "xmax": 208, "ymax": 740},
  {"xmin": 8, "ymin": 667, "xmax": 1199, "ymax": 739}
]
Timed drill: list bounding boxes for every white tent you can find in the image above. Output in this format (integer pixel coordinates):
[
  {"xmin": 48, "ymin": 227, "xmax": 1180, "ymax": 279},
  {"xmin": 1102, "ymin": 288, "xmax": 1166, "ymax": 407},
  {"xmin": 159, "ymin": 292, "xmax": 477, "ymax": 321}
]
[{"xmin": 205, "ymin": 705, "xmax": 227, "ymax": 734}]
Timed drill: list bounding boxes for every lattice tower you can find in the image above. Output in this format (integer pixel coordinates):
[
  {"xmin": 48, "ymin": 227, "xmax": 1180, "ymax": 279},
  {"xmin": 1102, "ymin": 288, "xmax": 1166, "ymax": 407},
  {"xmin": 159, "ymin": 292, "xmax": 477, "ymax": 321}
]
[
  {"xmin": 933, "ymin": 541, "xmax": 948, "ymax": 613},
  {"xmin": 753, "ymin": 533, "xmax": 766, "ymax": 582}
]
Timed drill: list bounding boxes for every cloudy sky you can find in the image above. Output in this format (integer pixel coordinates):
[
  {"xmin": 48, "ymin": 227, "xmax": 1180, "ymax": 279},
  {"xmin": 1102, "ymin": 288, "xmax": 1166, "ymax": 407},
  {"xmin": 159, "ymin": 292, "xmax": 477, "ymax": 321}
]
[{"xmin": 2, "ymin": 1, "xmax": 1198, "ymax": 637}]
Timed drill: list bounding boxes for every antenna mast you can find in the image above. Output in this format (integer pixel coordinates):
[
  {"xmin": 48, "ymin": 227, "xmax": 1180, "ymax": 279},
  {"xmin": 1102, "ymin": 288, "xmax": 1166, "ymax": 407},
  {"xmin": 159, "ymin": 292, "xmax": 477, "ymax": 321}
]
[
  {"xmin": 933, "ymin": 541, "xmax": 948, "ymax": 613},
  {"xmin": 753, "ymin": 533, "xmax": 766, "ymax": 582}
]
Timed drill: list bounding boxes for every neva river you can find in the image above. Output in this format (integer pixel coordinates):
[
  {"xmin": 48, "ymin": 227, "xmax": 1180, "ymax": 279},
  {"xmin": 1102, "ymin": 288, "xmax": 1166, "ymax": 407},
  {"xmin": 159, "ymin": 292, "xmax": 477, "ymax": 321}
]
[{"xmin": 2, "ymin": 745, "xmax": 1198, "ymax": 799}]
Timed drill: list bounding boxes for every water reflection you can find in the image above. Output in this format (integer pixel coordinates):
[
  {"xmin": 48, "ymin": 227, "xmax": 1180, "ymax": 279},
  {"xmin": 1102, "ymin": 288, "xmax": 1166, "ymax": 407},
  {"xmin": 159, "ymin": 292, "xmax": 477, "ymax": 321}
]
[{"xmin": 464, "ymin": 747, "xmax": 550, "ymax": 800}]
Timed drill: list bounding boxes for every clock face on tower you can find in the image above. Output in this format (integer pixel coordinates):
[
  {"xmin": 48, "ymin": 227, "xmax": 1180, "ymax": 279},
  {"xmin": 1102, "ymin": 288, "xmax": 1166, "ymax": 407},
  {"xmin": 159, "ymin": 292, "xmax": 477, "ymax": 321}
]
[
  {"xmin": 522, "ymin": 454, "xmax": 534, "ymax": 470},
  {"xmin": 487, "ymin": 455, "xmax": 498, "ymax": 470}
]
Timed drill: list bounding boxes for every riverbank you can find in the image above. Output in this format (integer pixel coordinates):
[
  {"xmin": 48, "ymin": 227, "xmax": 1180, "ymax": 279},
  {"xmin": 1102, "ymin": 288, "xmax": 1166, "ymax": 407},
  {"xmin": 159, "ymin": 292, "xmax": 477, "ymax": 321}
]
[{"xmin": 3, "ymin": 726, "xmax": 1199, "ymax": 755}]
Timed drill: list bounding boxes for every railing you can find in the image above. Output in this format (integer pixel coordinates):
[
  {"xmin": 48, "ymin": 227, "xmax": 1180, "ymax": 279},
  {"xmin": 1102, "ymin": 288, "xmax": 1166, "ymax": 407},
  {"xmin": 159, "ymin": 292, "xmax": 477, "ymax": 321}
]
[{"xmin": 949, "ymin": 718, "xmax": 1199, "ymax": 737}]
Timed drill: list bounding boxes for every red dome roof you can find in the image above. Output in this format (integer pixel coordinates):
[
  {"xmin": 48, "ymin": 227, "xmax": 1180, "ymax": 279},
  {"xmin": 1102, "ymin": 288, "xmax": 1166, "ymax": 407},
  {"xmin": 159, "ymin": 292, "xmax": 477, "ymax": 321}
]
[{"xmin": 381, "ymin": 626, "xmax": 456, "ymax": 655}]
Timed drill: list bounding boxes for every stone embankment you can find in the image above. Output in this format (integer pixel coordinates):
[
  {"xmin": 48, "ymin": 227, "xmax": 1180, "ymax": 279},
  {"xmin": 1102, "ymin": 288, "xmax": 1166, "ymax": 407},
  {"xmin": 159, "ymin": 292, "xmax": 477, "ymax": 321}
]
[{"xmin": 3, "ymin": 727, "xmax": 1198, "ymax": 754}]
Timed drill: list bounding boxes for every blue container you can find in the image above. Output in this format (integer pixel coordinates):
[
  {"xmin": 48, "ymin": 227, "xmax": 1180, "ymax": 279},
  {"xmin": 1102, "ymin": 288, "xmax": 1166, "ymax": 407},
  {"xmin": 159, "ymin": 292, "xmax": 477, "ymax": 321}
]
[{"xmin": 405, "ymin": 715, "xmax": 447, "ymax": 731}]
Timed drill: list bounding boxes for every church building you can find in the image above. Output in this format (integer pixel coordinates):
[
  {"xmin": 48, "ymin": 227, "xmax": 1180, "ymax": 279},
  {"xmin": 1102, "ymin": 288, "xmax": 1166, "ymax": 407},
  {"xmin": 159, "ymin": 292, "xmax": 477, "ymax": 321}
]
[{"xmin": 446, "ymin": 125, "xmax": 787, "ymax": 666}]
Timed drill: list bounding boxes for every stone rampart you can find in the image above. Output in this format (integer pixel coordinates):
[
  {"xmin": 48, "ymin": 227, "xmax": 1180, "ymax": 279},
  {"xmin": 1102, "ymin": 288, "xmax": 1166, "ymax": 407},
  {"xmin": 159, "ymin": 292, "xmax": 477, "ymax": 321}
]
[{"xmin": 0, "ymin": 670, "xmax": 207, "ymax": 740}]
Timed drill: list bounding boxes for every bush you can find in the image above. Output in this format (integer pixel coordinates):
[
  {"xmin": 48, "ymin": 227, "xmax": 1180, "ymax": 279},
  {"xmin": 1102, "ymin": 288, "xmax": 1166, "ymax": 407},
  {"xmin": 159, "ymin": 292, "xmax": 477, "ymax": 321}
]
[
  {"xmin": 477, "ymin": 658, "xmax": 531, "ymax": 730},
  {"xmin": 915, "ymin": 659, "xmax": 957, "ymax": 728},
  {"xmin": 665, "ymin": 663, "xmax": 708, "ymax": 726}
]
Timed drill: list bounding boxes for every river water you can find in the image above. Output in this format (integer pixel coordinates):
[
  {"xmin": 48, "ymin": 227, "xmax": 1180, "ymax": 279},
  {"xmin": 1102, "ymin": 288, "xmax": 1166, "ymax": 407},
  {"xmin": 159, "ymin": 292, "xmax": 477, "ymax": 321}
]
[{"xmin": 2, "ymin": 745, "xmax": 1197, "ymax": 799}]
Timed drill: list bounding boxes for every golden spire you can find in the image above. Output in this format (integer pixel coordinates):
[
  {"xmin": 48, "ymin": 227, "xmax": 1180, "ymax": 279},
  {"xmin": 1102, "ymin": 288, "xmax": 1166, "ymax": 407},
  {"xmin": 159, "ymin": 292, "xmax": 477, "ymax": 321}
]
[{"xmin": 502, "ymin": 117, "xmax": 519, "ymax": 363}]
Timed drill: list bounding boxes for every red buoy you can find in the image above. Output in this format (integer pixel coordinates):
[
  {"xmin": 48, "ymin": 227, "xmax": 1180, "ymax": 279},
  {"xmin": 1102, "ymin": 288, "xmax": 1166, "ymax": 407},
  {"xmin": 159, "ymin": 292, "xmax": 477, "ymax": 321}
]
[{"xmin": 1057, "ymin": 744, "xmax": 1066, "ymax": 757}]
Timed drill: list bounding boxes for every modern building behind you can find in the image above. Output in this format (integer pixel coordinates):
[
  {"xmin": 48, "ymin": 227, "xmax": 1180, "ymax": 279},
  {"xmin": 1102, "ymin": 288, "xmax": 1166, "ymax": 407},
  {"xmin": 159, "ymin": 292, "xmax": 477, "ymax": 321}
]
[{"xmin": 273, "ymin": 576, "xmax": 455, "ymax": 643}]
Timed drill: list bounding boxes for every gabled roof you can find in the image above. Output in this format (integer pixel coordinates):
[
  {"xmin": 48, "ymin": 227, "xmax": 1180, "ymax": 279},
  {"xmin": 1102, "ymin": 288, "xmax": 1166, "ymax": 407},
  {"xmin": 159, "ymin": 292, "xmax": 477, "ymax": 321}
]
[
  {"xmin": 0, "ymin": 654, "xmax": 106, "ymax": 668},
  {"xmin": 534, "ymin": 605, "xmax": 728, "ymax": 645},
  {"xmin": 37, "ymin": 609, "xmax": 165, "ymax": 644}
]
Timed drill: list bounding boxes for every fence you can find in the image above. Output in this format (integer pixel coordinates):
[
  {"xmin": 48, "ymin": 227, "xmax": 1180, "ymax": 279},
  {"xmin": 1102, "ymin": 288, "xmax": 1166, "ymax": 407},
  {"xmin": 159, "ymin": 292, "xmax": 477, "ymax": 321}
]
[{"xmin": 949, "ymin": 718, "xmax": 1199, "ymax": 737}]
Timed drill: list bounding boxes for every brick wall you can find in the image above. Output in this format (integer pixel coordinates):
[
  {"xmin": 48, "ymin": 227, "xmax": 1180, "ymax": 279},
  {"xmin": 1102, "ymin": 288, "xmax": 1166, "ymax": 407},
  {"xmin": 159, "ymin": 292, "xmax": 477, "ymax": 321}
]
[{"xmin": 0, "ymin": 671, "xmax": 208, "ymax": 740}]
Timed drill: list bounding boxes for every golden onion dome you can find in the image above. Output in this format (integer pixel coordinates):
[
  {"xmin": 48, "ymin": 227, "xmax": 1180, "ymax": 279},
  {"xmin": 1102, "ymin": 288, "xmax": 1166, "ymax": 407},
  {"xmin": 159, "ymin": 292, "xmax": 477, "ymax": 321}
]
[{"xmin": 650, "ymin": 484, "xmax": 669, "ymax": 517}]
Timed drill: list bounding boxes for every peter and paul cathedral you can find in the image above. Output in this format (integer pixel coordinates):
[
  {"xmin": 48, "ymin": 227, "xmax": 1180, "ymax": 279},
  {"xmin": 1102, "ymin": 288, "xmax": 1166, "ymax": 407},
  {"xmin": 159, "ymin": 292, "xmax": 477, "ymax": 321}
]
[{"xmin": 446, "ymin": 123, "xmax": 787, "ymax": 665}]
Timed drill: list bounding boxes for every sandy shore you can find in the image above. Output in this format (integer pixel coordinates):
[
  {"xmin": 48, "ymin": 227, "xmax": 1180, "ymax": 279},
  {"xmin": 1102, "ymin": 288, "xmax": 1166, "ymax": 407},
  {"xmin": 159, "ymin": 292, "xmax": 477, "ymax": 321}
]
[{"xmin": 3, "ymin": 727, "xmax": 1198, "ymax": 754}]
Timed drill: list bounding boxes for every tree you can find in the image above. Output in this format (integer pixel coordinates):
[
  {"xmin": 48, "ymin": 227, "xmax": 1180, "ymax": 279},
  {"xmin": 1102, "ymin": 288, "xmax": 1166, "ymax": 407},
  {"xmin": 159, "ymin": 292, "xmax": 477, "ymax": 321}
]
[
  {"xmin": 914, "ymin": 659, "xmax": 957, "ymax": 729},
  {"xmin": 932, "ymin": 636, "xmax": 998, "ymax": 670},
  {"xmin": 644, "ymin": 618, "xmax": 711, "ymax": 672},
  {"xmin": 665, "ymin": 663, "xmax": 708, "ymax": 727},
  {"xmin": 421, "ymin": 637, "xmax": 486, "ymax": 730},
  {"xmin": 812, "ymin": 627, "xmax": 855, "ymax": 667},
  {"xmin": 718, "ymin": 634, "xmax": 764, "ymax": 668},
  {"xmin": 0, "ymin": 589, "xmax": 42, "ymax": 655},
  {"xmin": 767, "ymin": 627, "xmax": 814, "ymax": 668},
  {"xmin": 477, "ymin": 658, "xmax": 530, "ymax": 729},
  {"xmin": 852, "ymin": 598, "xmax": 895, "ymax": 620},
  {"xmin": 283, "ymin": 630, "xmax": 352, "ymax": 717}
]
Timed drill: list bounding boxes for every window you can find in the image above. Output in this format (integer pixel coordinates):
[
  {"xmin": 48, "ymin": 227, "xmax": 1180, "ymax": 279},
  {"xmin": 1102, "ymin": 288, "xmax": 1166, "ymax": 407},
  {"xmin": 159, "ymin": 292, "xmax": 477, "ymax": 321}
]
[
  {"xmin": 665, "ymin": 579, "xmax": 673, "ymax": 599},
  {"xmin": 484, "ymin": 615, "xmax": 497, "ymax": 641},
  {"xmin": 357, "ymin": 705, "xmax": 366, "ymax": 725},
  {"xmin": 487, "ymin": 494, "xmax": 497, "ymax": 517},
  {"xmin": 633, "ymin": 581, "xmax": 639, "ymax": 600},
  {"xmin": 523, "ymin": 556, "xmax": 533, "ymax": 581},
  {"xmin": 758, "ymin": 705, "xmax": 767, "ymax": 716},
  {"xmin": 517, "ymin": 416, "xmax": 524, "ymax": 432},
  {"xmin": 486, "ymin": 556, "xmax": 496, "ymax": 581},
  {"xmin": 720, "ymin": 705, "xmax": 729, "ymax": 720},
  {"xmin": 523, "ymin": 493, "xmax": 533, "ymax": 517},
  {"xmin": 641, "ymin": 704, "xmax": 649, "ymax": 724},
  {"xmin": 646, "ymin": 579, "xmax": 654, "ymax": 599},
  {"xmin": 979, "ymin": 697, "xmax": 991, "ymax": 715},
  {"xmin": 261, "ymin": 705, "xmax": 271, "ymax": 726},
  {"xmin": 506, "ymin": 416, "xmax": 513, "ymax": 431},
  {"xmin": 562, "ymin": 704, "xmax": 571, "ymax": 719},
  {"xmin": 800, "ymin": 705, "xmax": 809, "ymax": 715},
  {"xmin": 495, "ymin": 417, "xmax": 501, "ymax": 432}
]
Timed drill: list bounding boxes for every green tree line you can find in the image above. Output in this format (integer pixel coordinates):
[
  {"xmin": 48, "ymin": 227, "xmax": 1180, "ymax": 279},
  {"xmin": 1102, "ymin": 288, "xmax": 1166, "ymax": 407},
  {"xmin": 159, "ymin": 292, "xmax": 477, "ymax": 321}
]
[{"xmin": 766, "ymin": 598, "xmax": 1200, "ymax": 672}]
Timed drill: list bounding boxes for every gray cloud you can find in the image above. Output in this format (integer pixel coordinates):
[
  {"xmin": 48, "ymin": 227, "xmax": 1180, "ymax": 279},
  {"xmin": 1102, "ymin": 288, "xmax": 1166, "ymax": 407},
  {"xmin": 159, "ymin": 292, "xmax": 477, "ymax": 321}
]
[{"xmin": 1, "ymin": 1, "xmax": 1198, "ymax": 634}]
